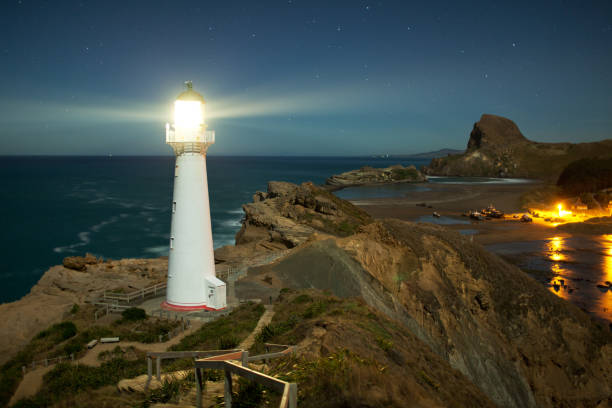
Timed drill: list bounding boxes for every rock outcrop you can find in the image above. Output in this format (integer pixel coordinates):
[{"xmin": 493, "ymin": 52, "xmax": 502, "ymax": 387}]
[
  {"xmin": 235, "ymin": 181, "xmax": 372, "ymax": 248},
  {"xmin": 245, "ymin": 220, "xmax": 612, "ymax": 408},
  {"xmin": 424, "ymin": 114, "xmax": 612, "ymax": 180},
  {"xmin": 62, "ymin": 253, "xmax": 101, "ymax": 271},
  {"xmin": 325, "ymin": 164, "xmax": 426, "ymax": 187}
]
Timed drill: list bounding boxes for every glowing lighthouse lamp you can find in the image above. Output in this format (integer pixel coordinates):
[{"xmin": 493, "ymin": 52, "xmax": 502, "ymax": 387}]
[{"xmin": 162, "ymin": 81, "xmax": 226, "ymax": 311}]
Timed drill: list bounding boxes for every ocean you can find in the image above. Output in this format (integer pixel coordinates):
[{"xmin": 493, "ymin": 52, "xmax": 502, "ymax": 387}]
[{"xmin": 0, "ymin": 156, "xmax": 429, "ymax": 304}]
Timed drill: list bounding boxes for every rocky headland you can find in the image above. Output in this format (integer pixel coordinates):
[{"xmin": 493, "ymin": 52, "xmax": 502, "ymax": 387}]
[
  {"xmin": 3, "ymin": 179, "xmax": 612, "ymax": 407},
  {"xmin": 241, "ymin": 219, "xmax": 612, "ymax": 408},
  {"xmin": 234, "ymin": 181, "xmax": 372, "ymax": 248},
  {"xmin": 424, "ymin": 114, "xmax": 612, "ymax": 180},
  {"xmin": 325, "ymin": 164, "xmax": 426, "ymax": 188}
]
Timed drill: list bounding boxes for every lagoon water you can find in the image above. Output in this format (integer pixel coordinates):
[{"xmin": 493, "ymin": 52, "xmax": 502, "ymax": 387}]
[
  {"xmin": 0, "ymin": 155, "xmax": 428, "ymax": 303},
  {"xmin": 487, "ymin": 235, "xmax": 612, "ymax": 324}
]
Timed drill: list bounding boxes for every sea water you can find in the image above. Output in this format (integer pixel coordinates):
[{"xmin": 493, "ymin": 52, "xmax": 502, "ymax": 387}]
[{"xmin": 0, "ymin": 156, "xmax": 428, "ymax": 303}]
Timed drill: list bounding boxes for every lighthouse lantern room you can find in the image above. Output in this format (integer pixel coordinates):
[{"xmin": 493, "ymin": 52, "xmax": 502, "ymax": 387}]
[{"xmin": 162, "ymin": 81, "xmax": 226, "ymax": 311}]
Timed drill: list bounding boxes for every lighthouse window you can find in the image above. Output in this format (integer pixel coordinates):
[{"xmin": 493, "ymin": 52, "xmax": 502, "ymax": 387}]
[
  {"xmin": 170, "ymin": 236, "xmax": 174, "ymax": 249},
  {"xmin": 172, "ymin": 201, "xmax": 176, "ymax": 213}
]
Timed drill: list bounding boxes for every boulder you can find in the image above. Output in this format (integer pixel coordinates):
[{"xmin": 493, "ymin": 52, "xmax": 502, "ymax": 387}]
[{"xmin": 62, "ymin": 253, "xmax": 100, "ymax": 271}]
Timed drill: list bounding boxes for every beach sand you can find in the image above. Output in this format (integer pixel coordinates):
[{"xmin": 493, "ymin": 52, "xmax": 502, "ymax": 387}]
[{"xmin": 348, "ymin": 181, "xmax": 559, "ymax": 246}]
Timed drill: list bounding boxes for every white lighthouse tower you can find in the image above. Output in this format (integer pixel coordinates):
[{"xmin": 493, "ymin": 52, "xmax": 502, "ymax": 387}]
[{"xmin": 162, "ymin": 81, "xmax": 226, "ymax": 311}]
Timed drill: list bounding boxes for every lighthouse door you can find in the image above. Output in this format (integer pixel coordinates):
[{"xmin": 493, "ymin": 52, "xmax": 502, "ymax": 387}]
[{"xmin": 208, "ymin": 285, "xmax": 216, "ymax": 305}]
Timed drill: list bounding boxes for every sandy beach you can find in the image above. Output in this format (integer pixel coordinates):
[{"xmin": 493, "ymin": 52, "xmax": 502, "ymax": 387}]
[{"xmin": 346, "ymin": 181, "xmax": 555, "ymax": 245}]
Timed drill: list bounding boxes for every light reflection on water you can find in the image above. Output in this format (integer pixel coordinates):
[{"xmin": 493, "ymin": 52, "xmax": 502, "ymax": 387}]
[{"xmin": 486, "ymin": 235, "xmax": 612, "ymax": 324}]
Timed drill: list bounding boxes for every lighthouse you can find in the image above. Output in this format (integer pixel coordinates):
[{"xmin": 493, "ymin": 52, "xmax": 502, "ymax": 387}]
[{"xmin": 162, "ymin": 81, "xmax": 226, "ymax": 311}]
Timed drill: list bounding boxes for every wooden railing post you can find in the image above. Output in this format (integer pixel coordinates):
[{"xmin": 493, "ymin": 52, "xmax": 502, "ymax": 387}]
[
  {"xmin": 224, "ymin": 367, "xmax": 233, "ymax": 408},
  {"xmin": 145, "ymin": 356, "xmax": 152, "ymax": 391},
  {"xmin": 156, "ymin": 356, "xmax": 161, "ymax": 381},
  {"xmin": 288, "ymin": 383, "xmax": 297, "ymax": 408},
  {"xmin": 195, "ymin": 367, "xmax": 203, "ymax": 408},
  {"xmin": 241, "ymin": 351, "xmax": 249, "ymax": 367}
]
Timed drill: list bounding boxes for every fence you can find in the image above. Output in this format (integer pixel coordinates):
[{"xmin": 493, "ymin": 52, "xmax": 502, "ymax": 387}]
[
  {"xmin": 102, "ymin": 282, "xmax": 167, "ymax": 303},
  {"xmin": 194, "ymin": 345, "xmax": 297, "ymax": 408},
  {"xmin": 145, "ymin": 344, "xmax": 297, "ymax": 408},
  {"xmin": 22, "ymin": 353, "xmax": 75, "ymax": 374},
  {"xmin": 151, "ymin": 308, "xmax": 230, "ymax": 322},
  {"xmin": 216, "ymin": 250, "xmax": 291, "ymax": 284},
  {"xmin": 145, "ymin": 349, "xmax": 244, "ymax": 386},
  {"xmin": 92, "ymin": 302, "xmax": 132, "ymax": 320}
]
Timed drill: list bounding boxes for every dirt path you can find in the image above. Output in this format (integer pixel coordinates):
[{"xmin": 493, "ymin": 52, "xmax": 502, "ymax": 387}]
[
  {"xmin": 79, "ymin": 321, "xmax": 202, "ymax": 367},
  {"xmin": 9, "ymin": 321, "xmax": 202, "ymax": 405},
  {"xmin": 239, "ymin": 304, "xmax": 274, "ymax": 350},
  {"xmin": 8, "ymin": 365, "xmax": 53, "ymax": 406}
]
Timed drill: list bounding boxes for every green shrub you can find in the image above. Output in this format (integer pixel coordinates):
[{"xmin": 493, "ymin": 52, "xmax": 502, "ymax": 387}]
[
  {"xmin": 391, "ymin": 167, "xmax": 419, "ymax": 180},
  {"xmin": 34, "ymin": 321, "xmax": 77, "ymax": 342},
  {"xmin": 36, "ymin": 356, "xmax": 147, "ymax": 404},
  {"xmin": 302, "ymin": 301, "xmax": 328, "ymax": 319},
  {"xmin": 218, "ymin": 335, "xmax": 239, "ymax": 350},
  {"xmin": 143, "ymin": 379, "xmax": 181, "ymax": 406},
  {"xmin": 256, "ymin": 314, "xmax": 300, "ymax": 344},
  {"xmin": 121, "ymin": 307, "xmax": 147, "ymax": 321},
  {"xmin": 232, "ymin": 378, "xmax": 265, "ymax": 408},
  {"xmin": 292, "ymin": 294, "xmax": 313, "ymax": 304}
]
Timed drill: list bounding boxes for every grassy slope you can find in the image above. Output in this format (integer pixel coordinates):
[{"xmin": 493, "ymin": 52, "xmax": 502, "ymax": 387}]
[
  {"xmin": 250, "ymin": 289, "xmax": 496, "ymax": 408},
  {"xmin": 5, "ymin": 304, "xmax": 265, "ymax": 408}
]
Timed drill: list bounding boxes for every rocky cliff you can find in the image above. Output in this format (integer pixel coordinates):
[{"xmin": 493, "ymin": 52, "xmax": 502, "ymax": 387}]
[
  {"xmin": 424, "ymin": 114, "xmax": 612, "ymax": 180},
  {"xmin": 245, "ymin": 220, "xmax": 612, "ymax": 408},
  {"xmin": 325, "ymin": 164, "xmax": 426, "ymax": 187},
  {"xmin": 235, "ymin": 181, "xmax": 372, "ymax": 248}
]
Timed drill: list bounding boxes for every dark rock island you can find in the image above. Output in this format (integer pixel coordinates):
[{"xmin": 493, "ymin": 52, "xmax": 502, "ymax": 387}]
[{"xmin": 326, "ymin": 164, "xmax": 426, "ymax": 187}]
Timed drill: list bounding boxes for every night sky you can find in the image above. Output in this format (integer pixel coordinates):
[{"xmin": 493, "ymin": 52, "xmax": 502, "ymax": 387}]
[{"xmin": 1, "ymin": 1, "xmax": 611, "ymax": 156}]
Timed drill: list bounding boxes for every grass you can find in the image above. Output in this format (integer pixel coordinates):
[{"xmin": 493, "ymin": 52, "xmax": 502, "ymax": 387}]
[
  {"xmin": 0, "ymin": 321, "xmax": 80, "ymax": 407},
  {"xmin": 170, "ymin": 302, "xmax": 265, "ymax": 351},
  {"xmin": 11, "ymin": 352, "xmax": 148, "ymax": 408},
  {"xmin": 2, "ymin": 305, "xmax": 181, "ymax": 407}
]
